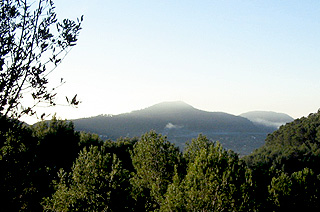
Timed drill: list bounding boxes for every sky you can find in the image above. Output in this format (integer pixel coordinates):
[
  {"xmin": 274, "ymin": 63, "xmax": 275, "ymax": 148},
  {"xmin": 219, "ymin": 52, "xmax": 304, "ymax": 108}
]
[{"xmin": 22, "ymin": 0, "xmax": 320, "ymax": 124}]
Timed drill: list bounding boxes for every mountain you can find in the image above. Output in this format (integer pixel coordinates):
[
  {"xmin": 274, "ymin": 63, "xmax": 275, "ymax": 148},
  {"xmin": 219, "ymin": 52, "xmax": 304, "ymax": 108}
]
[
  {"xmin": 240, "ymin": 111, "xmax": 294, "ymax": 129},
  {"xmin": 72, "ymin": 101, "xmax": 290, "ymax": 155},
  {"xmin": 244, "ymin": 110, "xmax": 320, "ymax": 176}
]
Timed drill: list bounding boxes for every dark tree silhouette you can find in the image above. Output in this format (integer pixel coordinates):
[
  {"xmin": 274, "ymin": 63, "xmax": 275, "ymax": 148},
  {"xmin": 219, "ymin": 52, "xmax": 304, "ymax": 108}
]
[{"xmin": 0, "ymin": 0, "xmax": 82, "ymax": 118}]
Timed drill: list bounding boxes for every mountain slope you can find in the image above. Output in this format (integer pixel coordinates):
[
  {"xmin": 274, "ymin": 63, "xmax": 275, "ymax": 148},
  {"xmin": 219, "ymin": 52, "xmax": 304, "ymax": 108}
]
[
  {"xmin": 73, "ymin": 101, "xmax": 261, "ymax": 136},
  {"xmin": 245, "ymin": 109, "xmax": 320, "ymax": 179},
  {"xmin": 72, "ymin": 101, "xmax": 286, "ymax": 155},
  {"xmin": 240, "ymin": 111, "xmax": 294, "ymax": 129}
]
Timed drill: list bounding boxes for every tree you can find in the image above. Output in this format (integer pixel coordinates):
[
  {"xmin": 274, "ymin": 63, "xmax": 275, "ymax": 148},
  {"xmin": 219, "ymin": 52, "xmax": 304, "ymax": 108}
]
[
  {"xmin": 32, "ymin": 116, "xmax": 80, "ymax": 174},
  {"xmin": 103, "ymin": 137, "xmax": 137, "ymax": 173},
  {"xmin": 0, "ymin": 0, "xmax": 82, "ymax": 118},
  {"xmin": 160, "ymin": 167, "xmax": 185, "ymax": 212},
  {"xmin": 183, "ymin": 134, "xmax": 212, "ymax": 164},
  {"xmin": 245, "ymin": 110, "xmax": 320, "ymax": 175},
  {"xmin": 162, "ymin": 137, "xmax": 255, "ymax": 212},
  {"xmin": 0, "ymin": 115, "xmax": 85, "ymax": 210},
  {"xmin": 43, "ymin": 146, "xmax": 132, "ymax": 211},
  {"xmin": 0, "ymin": 115, "xmax": 38, "ymax": 211},
  {"xmin": 130, "ymin": 131, "xmax": 182, "ymax": 211},
  {"xmin": 268, "ymin": 168, "xmax": 320, "ymax": 210},
  {"xmin": 244, "ymin": 110, "xmax": 320, "ymax": 210}
]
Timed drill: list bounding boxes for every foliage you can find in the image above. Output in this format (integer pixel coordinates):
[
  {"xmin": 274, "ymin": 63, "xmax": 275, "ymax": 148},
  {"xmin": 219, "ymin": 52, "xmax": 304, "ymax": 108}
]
[
  {"xmin": 160, "ymin": 167, "xmax": 184, "ymax": 212},
  {"xmin": 245, "ymin": 110, "xmax": 320, "ymax": 174},
  {"xmin": 79, "ymin": 131, "xmax": 104, "ymax": 149},
  {"xmin": 43, "ymin": 145, "xmax": 132, "ymax": 211},
  {"xmin": 0, "ymin": 116, "xmax": 102, "ymax": 211},
  {"xmin": 0, "ymin": 0, "xmax": 82, "ymax": 118},
  {"xmin": 183, "ymin": 134, "xmax": 212, "ymax": 163},
  {"xmin": 4, "ymin": 109, "xmax": 320, "ymax": 211},
  {"xmin": 32, "ymin": 116, "xmax": 80, "ymax": 177},
  {"xmin": 0, "ymin": 115, "xmax": 38, "ymax": 211},
  {"xmin": 162, "ymin": 135, "xmax": 255, "ymax": 211},
  {"xmin": 130, "ymin": 131, "xmax": 182, "ymax": 211},
  {"xmin": 244, "ymin": 110, "xmax": 320, "ymax": 211},
  {"xmin": 268, "ymin": 168, "xmax": 320, "ymax": 210},
  {"xmin": 103, "ymin": 137, "xmax": 137, "ymax": 172}
]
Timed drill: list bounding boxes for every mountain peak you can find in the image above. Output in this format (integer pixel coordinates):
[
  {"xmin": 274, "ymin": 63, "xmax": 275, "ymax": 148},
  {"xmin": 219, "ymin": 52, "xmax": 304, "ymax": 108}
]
[
  {"xmin": 129, "ymin": 101, "xmax": 194, "ymax": 115},
  {"xmin": 72, "ymin": 102, "xmax": 280, "ymax": 155},
  {"xmin": 146, "ymin": 101, "xmax": 194, "ymax": 110}
]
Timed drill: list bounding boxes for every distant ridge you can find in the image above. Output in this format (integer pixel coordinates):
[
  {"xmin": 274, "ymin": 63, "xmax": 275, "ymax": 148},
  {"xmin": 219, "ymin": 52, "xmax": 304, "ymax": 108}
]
[
  {"xmin": 73, "ymin": 101, "xmax": 261, "ymax": 136},
  {"xmin": 72, "ymin": 101, "xmax": 293, "ymax": 155},
  {"xmin": 240, "ymin": 111, "xmax": 294, "ymax": 128}
]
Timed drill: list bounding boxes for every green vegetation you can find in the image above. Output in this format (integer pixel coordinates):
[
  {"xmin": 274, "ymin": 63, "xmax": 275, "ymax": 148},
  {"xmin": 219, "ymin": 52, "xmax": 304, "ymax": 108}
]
[
  {"xmin": 163, "ymin": 135, "xmax": 254, "ymax": 211},
  {"xmin": 43, "ymin": 146, "xmax": 131, "ymax": 211},
  {"xmin": 2, "ymin": 1, "xmax": 320, "ymax": 211},
  {"xmin": 243, "ymin": 110, "xmax": 320, "ymax": 211},
  {"xmin": 1, "ymin": 109, "xmax": 320, "ymax": 211},
  {"xmin": 130, "ymin": 131, "xmax": 182, "ymax": 211}
]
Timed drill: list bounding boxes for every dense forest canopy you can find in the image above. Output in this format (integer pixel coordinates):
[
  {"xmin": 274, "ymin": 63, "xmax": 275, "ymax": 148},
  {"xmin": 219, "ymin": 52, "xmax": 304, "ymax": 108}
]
[{"xmin": 2, "ymin": 110, "xmax": 320, "ymax": 210}]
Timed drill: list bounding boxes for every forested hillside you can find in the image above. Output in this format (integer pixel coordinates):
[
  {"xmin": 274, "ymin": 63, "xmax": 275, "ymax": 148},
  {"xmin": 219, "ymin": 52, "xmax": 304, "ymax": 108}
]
[
  {"xmin": 72, "ymin": 101, "xmax": 285, "ymax": 155},
  {"xmin": 244, "ymin": 110, "xmax": 320, "ymax": 211},
  {"xmin": 2, "ymin": 109, "xmax": 320, "ymax": 211}
]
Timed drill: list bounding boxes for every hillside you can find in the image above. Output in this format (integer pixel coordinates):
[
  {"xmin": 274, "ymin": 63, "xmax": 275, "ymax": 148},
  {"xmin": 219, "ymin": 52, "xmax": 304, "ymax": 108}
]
[
  {"xmin": 245, "ymin": 110, "xmax": 320, "ymax": 173},
  {"xmin": 242, "ymin": 110, "xmax": 320, "ymax": 210},
  {"xmin": 72, "ymin": 101, "xmax": 287, "ymax": 155}
]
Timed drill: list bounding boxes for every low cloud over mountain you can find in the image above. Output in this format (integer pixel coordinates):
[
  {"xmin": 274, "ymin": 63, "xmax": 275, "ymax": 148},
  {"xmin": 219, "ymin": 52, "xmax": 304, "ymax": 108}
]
[
  {"xmin": 240, "ymin": 111, "xmax": 294, "ymax": 129},
  {"xmin": 165, "ymin": 123, "xmax": 183, "ymax": 129}
]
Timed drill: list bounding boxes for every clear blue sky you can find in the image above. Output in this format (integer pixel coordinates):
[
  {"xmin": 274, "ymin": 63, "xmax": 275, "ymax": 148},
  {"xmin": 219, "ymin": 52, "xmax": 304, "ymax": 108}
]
[{"xmin": 23, "ymin": 0, "xmax": 320, "ymax": 123}]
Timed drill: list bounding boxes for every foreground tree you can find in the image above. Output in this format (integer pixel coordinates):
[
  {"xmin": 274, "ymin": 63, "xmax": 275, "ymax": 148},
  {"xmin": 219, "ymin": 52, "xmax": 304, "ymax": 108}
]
[
  {"xmin": 0, "ymin": 116, "xmax": 38, "ymax": 211},
  {"xmin": 183, "ymin": 134, "xmax": 212, "ymax": 164},
  {"xmin": 130, "ymin": 131, "xmax": 182, "ymax": 211},
  {"xmin": 162, "ymin": 135, "xmax": 255, "ymax": 211},
  {"xmin": 268, "ymin": 168, "xmax": 320, "ymax": 210},
  {"xmin": 0, "ymin": 0, "xmax": 82, "ymax": 118},
  {"xmin": 0, "ymin": 116, "xmax": 85, "ymax": 210},
  {"xmin": 43, "ymin": 146, "xmax": 132, "ymax": 211},
  {"xmin": 31, "ymin": 116, "xmax": 81, "ymax": 201}
]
